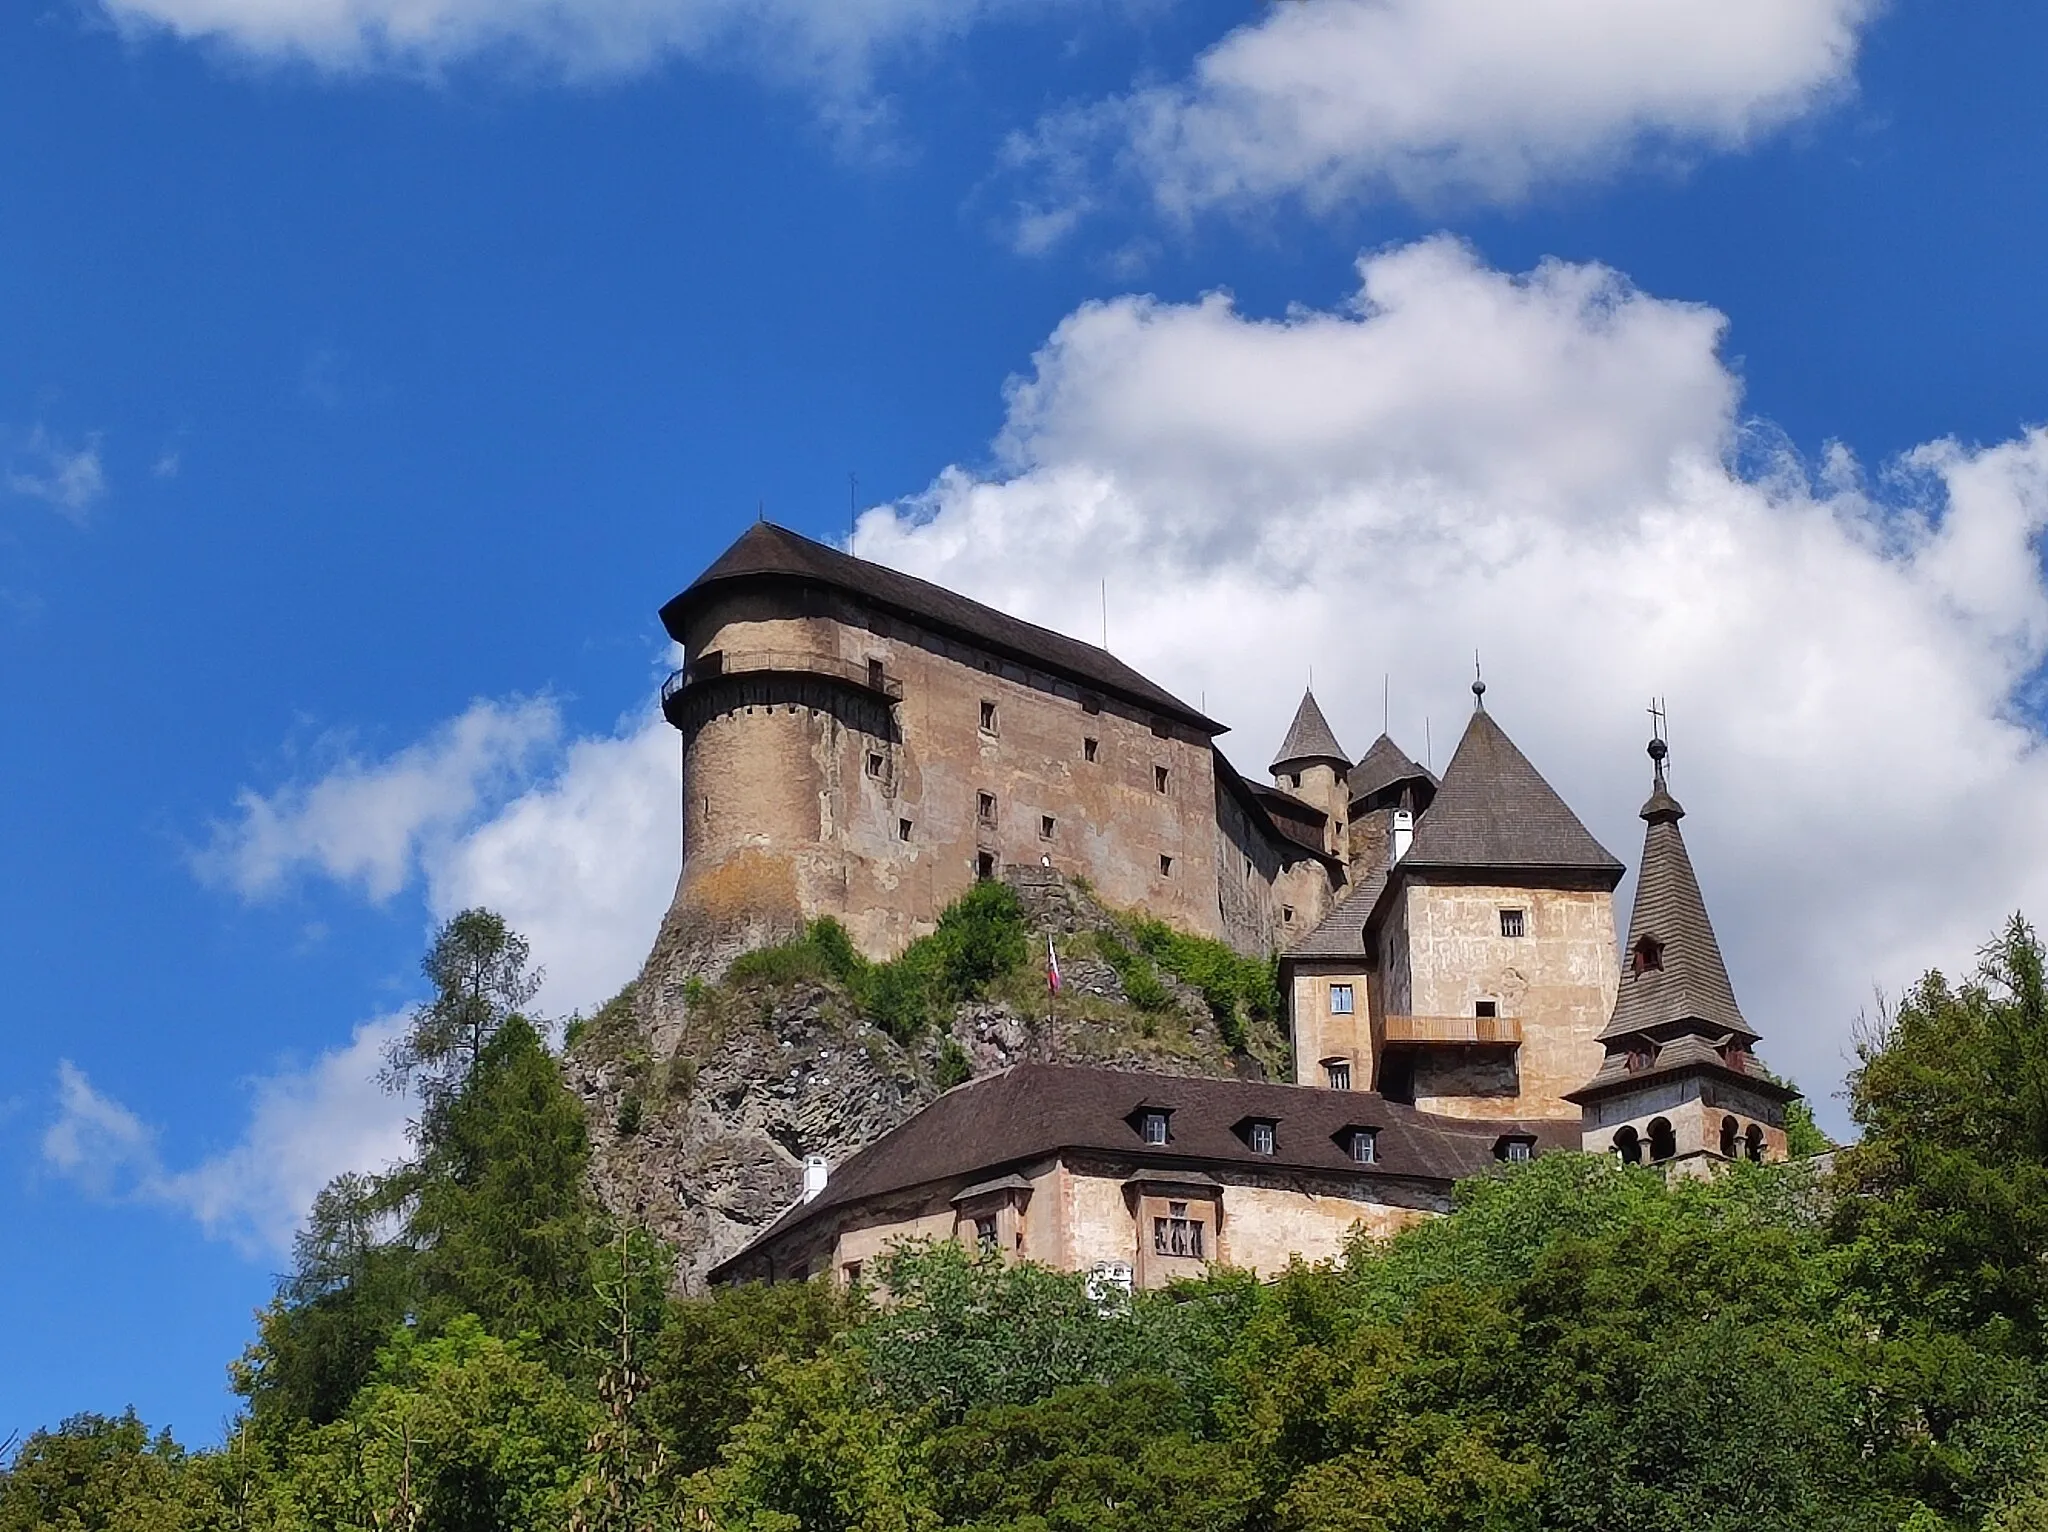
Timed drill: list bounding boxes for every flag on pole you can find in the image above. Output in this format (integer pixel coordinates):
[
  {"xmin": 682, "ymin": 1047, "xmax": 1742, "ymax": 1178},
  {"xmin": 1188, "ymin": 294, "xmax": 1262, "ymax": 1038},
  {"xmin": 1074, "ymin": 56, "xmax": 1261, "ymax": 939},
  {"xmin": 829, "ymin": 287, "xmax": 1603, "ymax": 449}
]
[{"xmin": 1046, "ymin": 934, "xmax": 1062, "ymax": 995}]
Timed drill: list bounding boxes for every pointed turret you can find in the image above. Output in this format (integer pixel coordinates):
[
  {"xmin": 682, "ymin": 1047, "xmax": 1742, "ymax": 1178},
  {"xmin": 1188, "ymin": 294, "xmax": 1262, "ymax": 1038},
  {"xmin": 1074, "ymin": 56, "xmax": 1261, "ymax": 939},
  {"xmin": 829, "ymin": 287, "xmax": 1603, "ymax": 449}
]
[
  {"xmin": 1269, "ymin": 688, "xmax": 1349, "ymax": 777},
  {"xmin": 1349, "ymin": 733, "xmax": 1436, "ymax": 808},
  {"xmin": 1402, "ymin": 701, "xmax": 1623, "ymax": 879},
  {"xmin": 1567, "ymin": 733, "xmax": 1797, "ymax": 1172},
  {"xmin": 1598, "ymin": 738, "xmax": 1755, "ymax": 1044}
]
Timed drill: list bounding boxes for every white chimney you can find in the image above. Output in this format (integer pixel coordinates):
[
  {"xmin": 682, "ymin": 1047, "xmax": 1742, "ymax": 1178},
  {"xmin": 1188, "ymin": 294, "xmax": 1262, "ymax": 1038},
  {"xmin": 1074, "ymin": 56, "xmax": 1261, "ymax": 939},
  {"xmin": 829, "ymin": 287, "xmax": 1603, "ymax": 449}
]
[
  {"xmin": 1392, "ymin": 809, "xmax": 1414, "ymax": 862},
  {"xmin": 801, "ymin": 1155, "xmax": 829, "ymax": 1203}
]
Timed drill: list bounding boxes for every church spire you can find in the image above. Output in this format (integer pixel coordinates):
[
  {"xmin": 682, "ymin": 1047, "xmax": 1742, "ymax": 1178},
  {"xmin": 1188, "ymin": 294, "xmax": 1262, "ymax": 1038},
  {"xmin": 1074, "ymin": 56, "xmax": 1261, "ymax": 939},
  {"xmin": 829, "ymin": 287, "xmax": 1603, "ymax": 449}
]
[{"xmin": 1599, "ymin": 731, "xmax": 1754, "ymax": 1044}]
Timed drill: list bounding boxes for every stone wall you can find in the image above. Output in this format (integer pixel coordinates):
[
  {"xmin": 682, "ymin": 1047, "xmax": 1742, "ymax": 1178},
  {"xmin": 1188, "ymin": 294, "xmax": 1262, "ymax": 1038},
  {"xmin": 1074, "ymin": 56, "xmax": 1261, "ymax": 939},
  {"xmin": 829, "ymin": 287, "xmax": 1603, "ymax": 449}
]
[{"xmin": 668, "ymin": 585, "xmax": 1295, "ymax": 963}]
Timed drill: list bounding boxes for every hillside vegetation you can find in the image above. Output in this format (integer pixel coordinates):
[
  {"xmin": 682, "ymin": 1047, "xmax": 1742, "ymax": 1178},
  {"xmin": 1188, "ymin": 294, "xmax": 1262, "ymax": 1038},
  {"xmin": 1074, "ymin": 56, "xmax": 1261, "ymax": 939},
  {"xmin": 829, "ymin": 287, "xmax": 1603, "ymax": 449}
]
[{"xmin": 11, "ymin": 913, "xmax": 2048, "ymax": 1530}]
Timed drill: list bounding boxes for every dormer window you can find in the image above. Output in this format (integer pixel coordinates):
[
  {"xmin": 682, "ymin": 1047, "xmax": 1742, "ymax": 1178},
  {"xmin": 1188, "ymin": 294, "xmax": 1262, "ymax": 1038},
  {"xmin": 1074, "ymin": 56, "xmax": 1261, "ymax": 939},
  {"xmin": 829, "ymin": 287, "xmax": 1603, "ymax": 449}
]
[
  {"xmin": 1139, "ymin": 1110, "xmax": 1170, "ymax": 1145},
  {"xmin": 1348, "ymin": 1128, "xmax": 1378, "ymax": 1164},
  {"xmin": 1496, "ymin": 1134, "xmax": 1536, "ymax": 1164},
  {"xmin": 1244, "ymin": 1119, "xmax": 1277, "ymax": 1155},
  {"xmin": 1631, "ymin": 936, "xmax": 1665, "ymax": 975}
]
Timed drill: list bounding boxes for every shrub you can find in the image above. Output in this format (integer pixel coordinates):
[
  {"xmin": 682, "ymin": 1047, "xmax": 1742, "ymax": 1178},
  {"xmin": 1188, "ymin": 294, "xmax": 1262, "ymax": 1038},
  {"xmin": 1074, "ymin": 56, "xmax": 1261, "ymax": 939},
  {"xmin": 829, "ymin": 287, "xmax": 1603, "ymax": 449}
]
[
  {"xmin": 936, "ymin": 1037, "xmax": 974, "ymax": 1090},
  {"xmin": 1094, "ymin": 930, "xmax": 1174, "ymax": 1013},
  {"xmin": 1128, "ymin": 918, "xmax": 1279, "ymax": 1051},
  {"xmin": 614, "ymin": 1094, "xmax": 643, "ymax": 1138}
]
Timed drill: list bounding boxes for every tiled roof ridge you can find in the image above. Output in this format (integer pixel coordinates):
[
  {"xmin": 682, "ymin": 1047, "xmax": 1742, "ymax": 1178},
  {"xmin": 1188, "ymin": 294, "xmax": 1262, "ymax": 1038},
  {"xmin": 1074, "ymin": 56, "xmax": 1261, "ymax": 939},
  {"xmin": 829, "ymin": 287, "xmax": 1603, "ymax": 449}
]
[
  {"xmin": 1349, "ymin": 732, "xmax": 1435, "ymax": 803},
  {"xmin": 661, "ymin": 521, "xmax": 1223, "ymax": 734},
  {"xmin": 1400, "ymin": 707, "xmax": 1623, "ymax": 876}
]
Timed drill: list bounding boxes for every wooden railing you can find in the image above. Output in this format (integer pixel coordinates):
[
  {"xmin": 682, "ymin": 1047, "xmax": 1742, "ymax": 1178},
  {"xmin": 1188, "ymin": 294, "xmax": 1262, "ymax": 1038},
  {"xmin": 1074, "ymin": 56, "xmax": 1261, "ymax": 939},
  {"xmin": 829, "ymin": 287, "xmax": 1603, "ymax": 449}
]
[{"xmin": 1382, "ymin": 1015, "xmax": 1523, "ymax": 1046}]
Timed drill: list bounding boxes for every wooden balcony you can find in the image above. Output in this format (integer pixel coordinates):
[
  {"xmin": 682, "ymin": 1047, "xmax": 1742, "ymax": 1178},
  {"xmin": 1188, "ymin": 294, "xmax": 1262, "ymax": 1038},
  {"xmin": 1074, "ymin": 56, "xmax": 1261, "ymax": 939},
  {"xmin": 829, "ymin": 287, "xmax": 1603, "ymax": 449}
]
[{"xmin": 1382, "ymin": 1015, "xmax": 1522, "ymax": 1046}]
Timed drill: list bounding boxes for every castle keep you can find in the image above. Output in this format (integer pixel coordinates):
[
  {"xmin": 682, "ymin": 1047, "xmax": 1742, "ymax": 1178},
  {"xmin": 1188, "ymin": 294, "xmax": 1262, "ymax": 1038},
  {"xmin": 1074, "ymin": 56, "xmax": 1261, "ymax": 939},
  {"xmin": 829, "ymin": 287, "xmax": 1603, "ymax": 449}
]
[{"xmin": 658, "ymin": 524, "xmax": 1796, "ymax": 1284}]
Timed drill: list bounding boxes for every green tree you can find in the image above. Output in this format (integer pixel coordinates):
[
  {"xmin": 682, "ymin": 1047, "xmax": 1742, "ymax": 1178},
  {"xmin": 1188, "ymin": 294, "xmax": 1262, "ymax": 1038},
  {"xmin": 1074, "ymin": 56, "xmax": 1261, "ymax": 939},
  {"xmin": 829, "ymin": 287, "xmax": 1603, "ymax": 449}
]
[
  {"xmin": 0, "ymin": 1411, "xmax": 192, "ymax": 1532},
  {"xmin": 382, "ymin": 908, "xmax": 543, "ymax": 1132}
]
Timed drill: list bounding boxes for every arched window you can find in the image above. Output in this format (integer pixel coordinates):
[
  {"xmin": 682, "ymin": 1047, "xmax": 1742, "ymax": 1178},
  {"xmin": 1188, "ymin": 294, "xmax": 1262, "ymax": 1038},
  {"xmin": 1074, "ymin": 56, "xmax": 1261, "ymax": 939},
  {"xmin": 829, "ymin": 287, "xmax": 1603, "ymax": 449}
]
[
  {"xmin": 1744, "ymin": 1124, "xmax": 1765, "ymax": 1163},
  {"xmin": 1720, "ymin": 1116, "xmax": 1739, "ymax": 1158},
  {"xmin": 1613, "ymin": 1125, "xmax": 1643, "ymax": 1165},
  {"xmin": 1648, "ymin": 1117, "xmax": 1676, "ymax": 1162}
]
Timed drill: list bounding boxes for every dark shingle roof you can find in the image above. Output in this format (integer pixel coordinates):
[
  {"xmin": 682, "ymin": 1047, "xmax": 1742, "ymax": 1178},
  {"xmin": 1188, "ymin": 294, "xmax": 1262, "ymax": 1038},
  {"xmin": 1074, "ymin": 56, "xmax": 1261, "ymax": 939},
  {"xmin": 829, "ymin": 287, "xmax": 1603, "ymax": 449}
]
[
  {"xmin": 712, "ymin": 1064, "xmax": 1575, "ymax": 1278},
  {"xmin": 1287, "ymin": 865, "xmax": 1388, "ymax": 960},
  {"xmin": 661, "ymin": 522, "xmax": 1223, "ymax": 734},
  {"xmin": 1270, "ymin": 688, "xmax": 1349, "ymax": 772},
  {"xmin": 1349, "ymin": 733, "xmax": 1436, "ymax": 804},
  {"xmin": 1599, "ymin": 756, "xmax": 1755, "ymax": 1043},
  {"xmin": 1401, "ymin": 707, "xmax": 1622, "ymax": 880}
]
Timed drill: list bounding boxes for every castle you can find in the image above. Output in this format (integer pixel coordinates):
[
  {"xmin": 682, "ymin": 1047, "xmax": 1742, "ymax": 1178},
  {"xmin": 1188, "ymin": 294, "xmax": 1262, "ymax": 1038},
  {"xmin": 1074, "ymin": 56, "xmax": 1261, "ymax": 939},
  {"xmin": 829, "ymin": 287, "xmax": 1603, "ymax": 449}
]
[{"xmin": 660, "ymin": 523, "xmax": 1798, "ymax": 1286}]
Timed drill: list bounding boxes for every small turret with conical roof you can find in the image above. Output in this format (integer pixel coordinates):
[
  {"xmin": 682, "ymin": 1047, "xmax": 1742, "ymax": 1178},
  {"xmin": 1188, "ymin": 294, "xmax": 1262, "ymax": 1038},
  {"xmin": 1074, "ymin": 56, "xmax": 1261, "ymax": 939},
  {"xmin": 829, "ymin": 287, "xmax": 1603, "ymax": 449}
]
[
  {"xmin": 1566, "ymin": 729, "xmax": 1798, "ymax": 1172},
  {"xmin": 1270, "ymin": 687, "xmax": 1351, "ymax": 858}
]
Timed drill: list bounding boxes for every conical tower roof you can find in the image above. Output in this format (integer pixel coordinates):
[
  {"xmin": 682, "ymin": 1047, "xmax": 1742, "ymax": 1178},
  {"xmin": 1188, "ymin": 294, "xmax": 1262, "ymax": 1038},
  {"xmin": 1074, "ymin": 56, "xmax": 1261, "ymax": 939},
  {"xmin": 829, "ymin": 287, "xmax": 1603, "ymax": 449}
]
[
  {"xmin": 1402, "ymin": 698, "xmax": 1622, "ymax": 878},
  {"xmin": 1270, "ymin": 688, "xmax": 1349, "ymax": 774},
  {"xmin": 1600, "ymin": 741, "xmax": 1755, "ymax": 1043},
  {"xmin": 1349, "ymin": 732, "xmax": 1436, "ymax": 803}
]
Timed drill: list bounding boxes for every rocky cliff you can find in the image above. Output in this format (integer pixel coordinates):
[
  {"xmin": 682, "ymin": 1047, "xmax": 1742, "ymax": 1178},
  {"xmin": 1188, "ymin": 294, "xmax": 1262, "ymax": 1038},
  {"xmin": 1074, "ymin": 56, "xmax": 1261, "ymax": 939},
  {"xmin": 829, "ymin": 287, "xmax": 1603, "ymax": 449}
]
[{"xmin": 565, "ymin": 867, "xmax": 1286, "ymax": 1291}]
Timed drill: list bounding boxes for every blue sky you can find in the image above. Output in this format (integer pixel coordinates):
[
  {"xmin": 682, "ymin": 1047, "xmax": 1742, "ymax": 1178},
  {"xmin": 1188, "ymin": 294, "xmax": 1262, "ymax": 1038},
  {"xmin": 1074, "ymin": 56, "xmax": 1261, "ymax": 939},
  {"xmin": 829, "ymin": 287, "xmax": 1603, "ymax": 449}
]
[{"xmin": 6, "ymin": 0, "xmax": 2048, "ymax": 1443}]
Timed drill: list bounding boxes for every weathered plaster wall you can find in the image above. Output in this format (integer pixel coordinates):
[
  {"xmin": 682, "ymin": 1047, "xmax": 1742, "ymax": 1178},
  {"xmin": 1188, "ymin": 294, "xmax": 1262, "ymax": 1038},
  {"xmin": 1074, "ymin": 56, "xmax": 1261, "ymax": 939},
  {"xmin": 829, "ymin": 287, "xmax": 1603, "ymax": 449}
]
[
  {"xmin": 1290, "ymin": 963, "xmax": 1375, "ymax": 1090},
  {"xmin": 1394, "ymin": 881, "xmax": 1618, "ymax": 1120},
  {"xmin": 1217, "ymin": 1180, "xmax": 1433, "ymax": 1274}
]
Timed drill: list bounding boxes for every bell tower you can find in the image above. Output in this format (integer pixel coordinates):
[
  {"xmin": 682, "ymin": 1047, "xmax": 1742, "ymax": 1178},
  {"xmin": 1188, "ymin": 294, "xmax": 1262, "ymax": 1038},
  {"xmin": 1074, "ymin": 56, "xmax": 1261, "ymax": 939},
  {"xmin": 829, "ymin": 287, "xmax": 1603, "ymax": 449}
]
[{"xmin": 1566, "ymin": 718, "xmax": 1798, "ymax": 1172}]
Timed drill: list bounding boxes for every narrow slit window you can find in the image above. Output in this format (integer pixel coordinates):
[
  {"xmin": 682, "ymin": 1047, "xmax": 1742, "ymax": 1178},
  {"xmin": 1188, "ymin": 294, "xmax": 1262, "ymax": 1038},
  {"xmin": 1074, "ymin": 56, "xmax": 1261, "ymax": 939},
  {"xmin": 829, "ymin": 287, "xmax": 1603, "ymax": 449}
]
[
  {"xmin": 867, "ymin": 658, "xmax": 885, "ymax": 690},
  {"xmin": 1282, "ymin": 905, "xmax": 1295, "ymax": 924},
  {"xmin": 898, "ymin": 818, "xmax": 913, "ymax": 842},
  {"xmin": 1084, "ymin": 737, "xmax": 1099, "ymax": 762},
  {"xmin": 1155, "ymin": 765, "xmax": 1170, "ymax": 793},
  {"xmin": 865, "ymin": 752, "xmax": 884, "ymax": 779},
  {"xmin": 1158, "ymin": 854, "xmax": 1174, "ymax": 877},
  {"xmin": 977, "ymin": 792, "xmax": 997, "ymax": 826},
  {"xmin": 1499, "ymin": 908, "xmax": 1526, "ymax": 938},
  {"xmin": 979, "ymin": 700, "xmax": 998, "ymax": 735}
]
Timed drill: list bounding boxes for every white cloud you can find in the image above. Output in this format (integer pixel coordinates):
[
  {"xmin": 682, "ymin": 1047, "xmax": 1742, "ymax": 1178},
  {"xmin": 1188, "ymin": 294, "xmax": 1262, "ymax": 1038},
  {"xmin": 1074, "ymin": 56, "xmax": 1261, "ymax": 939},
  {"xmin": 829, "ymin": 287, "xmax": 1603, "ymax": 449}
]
[
  {"xmin": 43, "ymin": 1017, "xmax": 413, "ymax": 1257},
  {"xmin": 95, "ymin": 0, "xmax": 1043, "ymax": 94},
  {"xmin": 196, "ymin": 697, "xmax": 563, "ymax": 903},
  {"xmin": 7, "ymin": 427, "xmax": 107, "ymax": 519},
  {"xmin": 1006, "ymin": 0, "xmax": 1874, "ymax": 243},
  {"xmin": 851, "ymin": 236, "xmax": 2048, "ymax": 1134}
]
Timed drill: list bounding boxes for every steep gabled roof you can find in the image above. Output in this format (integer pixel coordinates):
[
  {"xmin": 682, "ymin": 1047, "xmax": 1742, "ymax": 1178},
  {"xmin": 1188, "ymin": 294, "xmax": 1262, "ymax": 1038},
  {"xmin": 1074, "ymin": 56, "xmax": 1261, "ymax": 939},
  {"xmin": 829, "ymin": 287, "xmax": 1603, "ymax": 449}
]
[
  {"xmin": 661, "ymin": 522, "xmax": 1223, "ymax": 734},
  {"xmin": 1349, "ymin": 732, "xmax": 1436, "ymax": 804},
  {"xmin": 1287, "ymin": 864, "xmax": 1388, "ymax": 960},
  {"xmin": 1270, "ymin": 688, "xmax": 1349, "ymax": 773},
  {"xmin": 1599, "ymin": 747, "xmax": 1755, "ymax": 1043},
  {"xmin": 710, "ymin": 1064, "xmax": 1579, "ymax": 1279},
  {"xmin": 1400, "ymin": 704, "xmax": 1623, "ymax": 880}
]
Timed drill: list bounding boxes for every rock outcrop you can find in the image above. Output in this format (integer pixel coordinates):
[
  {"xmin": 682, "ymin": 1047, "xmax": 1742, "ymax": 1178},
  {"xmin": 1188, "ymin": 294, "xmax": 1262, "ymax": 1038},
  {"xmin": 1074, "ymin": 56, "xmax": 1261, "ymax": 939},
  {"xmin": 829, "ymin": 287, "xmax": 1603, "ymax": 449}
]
[{"xmin": 566, "ymin": 867, "xmax": 1282, "ymax": 1291}]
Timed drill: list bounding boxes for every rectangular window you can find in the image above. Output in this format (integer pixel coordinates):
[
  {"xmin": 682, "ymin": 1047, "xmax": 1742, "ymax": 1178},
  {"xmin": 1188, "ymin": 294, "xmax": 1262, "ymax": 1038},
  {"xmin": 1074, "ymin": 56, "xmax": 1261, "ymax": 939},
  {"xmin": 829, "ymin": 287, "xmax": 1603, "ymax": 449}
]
[
  {"xmin": 1506, "ymin": 1140, "xmax": 1532, "ymax": 1163},
  {"xmin": 977, "ymin": 791, "xmax": 997, "ymax": 826},
  {"xmin": 1499, "ymin": 908, "xmax": 1526, "ymax": 938},
  {"xmin": 1351, "ymin": 1130, "xmax": 1377, "ymax": 1165},
  {"xmin": 979, "ymin": 700, "xmax": 998, "ymax": 734},
  {"xmin": 1475, "ymin": 999, "xmax": 1499, "ymax": 1019},
  {"xmin": 1142, "ymin": 1111, "xmax": 1169, "ymax": 1145},
  {"xmin": 1325, "ymin": 1060, "xmax": 1352, "ymax": 1091},
  {"xmin": 865, "ymin": 751, "xmax": 884, "ymax": 779},
  {"xmin": 842, "ymin": 1260, "xmax": 863, "ymax": 1286},
  {"xmin": 1040, "ymin": 814, "xmax": 1056, "ymax": 840},
  {"xmin": 1084, "ymin": 736, "xmax": 1099, "ymax": 762},
  {"xmin": 974, "ymin": 1215, "xmax": 998, "ymax": 1255},
  {"xmin": 1249, "ymin": 1121, "xmax": 1275, "ymax": 1155},
  {"xmin": 1153, "ymin": 1202, "xmax": 1205, "ymax": 1259},
  {"xmin": 1330, "ymin": 984, "xmax": 1354, "ymax": 1015},
  {"xmin": 867, "ymin": 658, "xmax": 885, "ymax": 691},
  {"xmin": 976, "ymin": 851, "xmax": 997, "ymax": 880},
  {"xmin": 1158, "ymin": 854, "xmax": 1174, "ymax": 877},
  {"xmin": 898, "ymin": 818, "xmax": 913, "ymax": 842},
  {"xmin": 1155, "ymin": 764, "xmax": 1170, "ymax": 793},
  {"xmin": 1282, "ymin": 905, "xmax": 1295, "ymax": 924}
]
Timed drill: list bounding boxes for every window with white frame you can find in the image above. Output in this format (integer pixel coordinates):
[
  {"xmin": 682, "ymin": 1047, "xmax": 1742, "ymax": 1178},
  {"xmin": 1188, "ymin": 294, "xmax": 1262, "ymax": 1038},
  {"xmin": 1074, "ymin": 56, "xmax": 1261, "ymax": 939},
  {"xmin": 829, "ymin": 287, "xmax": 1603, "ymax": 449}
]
[
  {"xmin": 1351, "ymin": 1129, "xmax": 1378, "ymax": 1164},
  {"xmin": 1248, "ymin": 1120, "xmax": 1276, "ymax": 1155},
  {"xmin": 1330, "ymin": 983, "xmax": 1354, "ymax": 1015},
  {"xmin": 1141, "ymin": 1111, "xmax": 1169, "ymax": 1145},
  {"xmin": 1325, "ymin": 1059, "xmax": 1352, "ymax": 1091}
]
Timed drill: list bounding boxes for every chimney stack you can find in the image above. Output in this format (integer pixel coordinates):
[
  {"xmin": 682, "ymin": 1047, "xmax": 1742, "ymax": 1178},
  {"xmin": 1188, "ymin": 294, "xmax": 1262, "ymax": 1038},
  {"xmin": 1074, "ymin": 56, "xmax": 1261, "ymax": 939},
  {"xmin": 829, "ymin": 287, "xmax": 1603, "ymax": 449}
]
[{"xmin": 801, "ymin": 1156, "xmax": 829, "ymax": 1203}]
